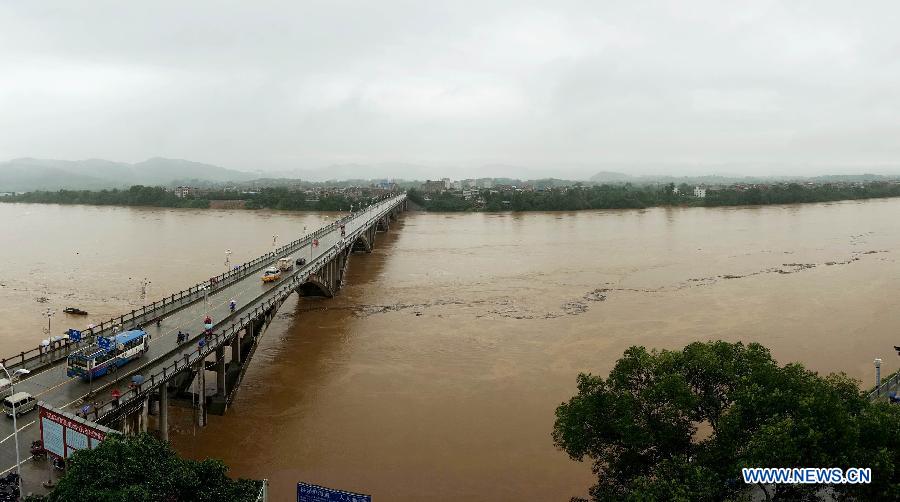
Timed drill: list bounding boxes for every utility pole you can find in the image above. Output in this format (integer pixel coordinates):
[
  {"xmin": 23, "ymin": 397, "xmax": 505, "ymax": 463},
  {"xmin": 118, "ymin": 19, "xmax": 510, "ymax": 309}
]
[{"xmin": 0, "ymin": 364, "xmax": 28, "ymax": 498}]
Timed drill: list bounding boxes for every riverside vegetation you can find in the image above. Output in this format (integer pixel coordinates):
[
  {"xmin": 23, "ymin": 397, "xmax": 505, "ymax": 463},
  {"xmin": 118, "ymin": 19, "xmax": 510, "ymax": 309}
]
[
  {"xmin": 4, "ymin": 181, "xmax": 900, "ymax": 212},
  {"xmin": 409, "ymin": 181, "xmax": 900, "ymax": 211}
]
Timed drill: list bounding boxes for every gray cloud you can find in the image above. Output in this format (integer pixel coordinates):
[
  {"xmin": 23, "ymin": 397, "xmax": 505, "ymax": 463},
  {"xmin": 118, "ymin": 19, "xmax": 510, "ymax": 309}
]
[{"xmin": 2, "ymin": 0, "xmax": 899, "ymax": 178}]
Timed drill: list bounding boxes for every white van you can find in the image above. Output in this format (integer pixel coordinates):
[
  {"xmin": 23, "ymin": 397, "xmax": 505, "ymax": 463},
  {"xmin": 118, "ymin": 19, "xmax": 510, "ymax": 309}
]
[{"xmin": 2, "ymin": 392, "xmax": 37, "ymax": 418}]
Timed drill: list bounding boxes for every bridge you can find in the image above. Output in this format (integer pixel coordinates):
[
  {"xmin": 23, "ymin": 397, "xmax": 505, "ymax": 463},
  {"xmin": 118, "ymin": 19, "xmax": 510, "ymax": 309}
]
[{"xmin": 0, "ymin": 193, "xmax": 407, "ymax": 477}]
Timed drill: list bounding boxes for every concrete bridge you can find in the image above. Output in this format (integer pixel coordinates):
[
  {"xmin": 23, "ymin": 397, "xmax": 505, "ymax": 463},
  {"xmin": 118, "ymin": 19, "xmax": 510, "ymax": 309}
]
[{"xmin": 0, "ymin": 193, "xmax": 407, "ymax": 475}]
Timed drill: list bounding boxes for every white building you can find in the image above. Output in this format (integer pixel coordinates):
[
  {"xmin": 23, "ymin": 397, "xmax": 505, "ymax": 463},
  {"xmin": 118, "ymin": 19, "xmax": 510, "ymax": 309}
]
[
  {"xmin": 693, "ymin": 186, "xmax": 707, "ymax": 198},
  {"xmin": 442, "ymin": 178, "xmax": 452, "ymax": 189},
  {"xmin": 174, "ymin": 186, "xmax": 193, "ymax": 198}
]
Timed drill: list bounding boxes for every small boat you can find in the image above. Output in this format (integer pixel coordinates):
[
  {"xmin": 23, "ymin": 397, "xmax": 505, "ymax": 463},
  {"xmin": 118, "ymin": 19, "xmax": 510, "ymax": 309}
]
[{"xmin": 63, "ymin": 307, "xmax": 88, "ymax": 316}]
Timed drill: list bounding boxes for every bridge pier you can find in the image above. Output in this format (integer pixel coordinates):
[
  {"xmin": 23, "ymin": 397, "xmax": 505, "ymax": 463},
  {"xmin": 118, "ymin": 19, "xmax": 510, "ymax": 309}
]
[
  {"xmin": 215, "ymin": 346, "xmax": 226, "ymax": 396},
  {"xmin": 121, "ymin": 396, "xmax": 149, "ymax": 435},
  {"xmin": 196, "ymin": 360, "xmax": 207, "ymax": 427},
  {"xmin": 159, "ymin": 383, "xmax": 169, "ymax": 441},
  {"xmin": 231, "ymin": 329, "xmax": 242, "ymax": 364}
]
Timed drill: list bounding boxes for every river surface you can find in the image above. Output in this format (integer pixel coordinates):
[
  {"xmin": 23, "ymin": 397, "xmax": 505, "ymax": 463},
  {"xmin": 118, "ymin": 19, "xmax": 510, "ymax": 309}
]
[{"xmin": 2, "ymin": 200, "xmax": 899, "ymax": 501}]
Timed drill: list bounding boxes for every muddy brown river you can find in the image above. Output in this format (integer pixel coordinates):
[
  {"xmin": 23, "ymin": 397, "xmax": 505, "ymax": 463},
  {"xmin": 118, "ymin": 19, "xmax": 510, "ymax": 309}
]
[{"xmin": 2, "ymin": 199, "xmax": 899, "ymax": 501}]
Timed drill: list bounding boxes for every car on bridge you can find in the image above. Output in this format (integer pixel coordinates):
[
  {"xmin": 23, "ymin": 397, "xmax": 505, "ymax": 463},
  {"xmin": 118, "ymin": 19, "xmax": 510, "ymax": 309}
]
[{"xmin": 262, "ymin": 266, "xmax": 281, "ymax": 283}]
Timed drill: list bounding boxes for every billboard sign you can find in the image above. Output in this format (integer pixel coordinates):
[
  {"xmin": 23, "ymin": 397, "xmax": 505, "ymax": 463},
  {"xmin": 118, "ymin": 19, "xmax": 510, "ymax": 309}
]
[
  {"xmin": 97, "ymin": 336, "xmax": 111, "ymax": 350},
  {"xmin": 39, "ymin": 403, "xmax": 117, "ymax": 459},
  {"xmin": 297, "ymin": 482, "xmax": 371, "ymax": 502},
  {"xmin": 67, "ymin": 329, "xmax": 81, "ymax": 342}
]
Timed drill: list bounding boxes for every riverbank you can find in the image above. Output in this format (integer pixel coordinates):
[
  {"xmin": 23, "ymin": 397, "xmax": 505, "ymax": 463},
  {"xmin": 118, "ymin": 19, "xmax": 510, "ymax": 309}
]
[
  {"xmin": 408, "ymin": 181, "xmax": 900, "ymax": 211},
  {"xmin": 4, "ymin": 181, "xmax": 900, "ymax": 213}
]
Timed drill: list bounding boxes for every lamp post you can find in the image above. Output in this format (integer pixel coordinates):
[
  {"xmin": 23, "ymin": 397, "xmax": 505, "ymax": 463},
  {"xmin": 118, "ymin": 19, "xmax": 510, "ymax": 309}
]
[
  {"xmin": 140, "ymin": 278, "xmax": 151, "ymax": 301},
  {"xmin": 875, "ymin": 358, "xmax": 882, "ymax": 390},
  {"xmin": 42, "ymin": 308, "xmax": 55, "ymax": 357},
  {"xmin": 1, "ymin": 364, "xmax": 30, "ymax": 498},
  {"xmin": 43, "ymin": 308, "xmax": 55, "ymax": 336}
]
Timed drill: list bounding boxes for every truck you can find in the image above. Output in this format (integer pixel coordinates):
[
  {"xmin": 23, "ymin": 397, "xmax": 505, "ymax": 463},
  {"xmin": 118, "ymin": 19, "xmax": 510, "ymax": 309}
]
[{"xmin": 277, "ymin": 257, "xmax": 295, "ymax": 272}]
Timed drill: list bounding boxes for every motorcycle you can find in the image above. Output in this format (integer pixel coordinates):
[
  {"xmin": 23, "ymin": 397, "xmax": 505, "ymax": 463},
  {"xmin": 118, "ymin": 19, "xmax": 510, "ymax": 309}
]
[
  {"xmin": 30, "ymin": 439, "xmax": 46, "ymax": 458},
  {"xmin": 0, "ymin": 472, "xmax": 19, "ymax": 502}
]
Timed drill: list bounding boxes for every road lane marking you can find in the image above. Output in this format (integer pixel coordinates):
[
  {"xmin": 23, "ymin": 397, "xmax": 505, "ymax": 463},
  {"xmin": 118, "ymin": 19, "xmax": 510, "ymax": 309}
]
[{"xmin": 0, "ymin": 420, "xmax": 35, "ymax": 445}]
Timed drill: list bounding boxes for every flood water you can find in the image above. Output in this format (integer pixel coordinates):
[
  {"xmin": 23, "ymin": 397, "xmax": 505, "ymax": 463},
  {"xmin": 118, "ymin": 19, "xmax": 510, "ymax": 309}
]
[{"xmin": 2, "ymin": 199, "xmax": 900, "ymax": 501}]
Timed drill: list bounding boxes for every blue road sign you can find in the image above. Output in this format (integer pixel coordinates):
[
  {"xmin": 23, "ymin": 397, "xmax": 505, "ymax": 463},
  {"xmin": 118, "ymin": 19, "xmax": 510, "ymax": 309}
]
[
  {"xmin": 97, "ymin": 336, "xmax": 111, "ymax": 350},
  {"xmin": 297, "ymin": 482, "xmax": 371, "ymax": 502},
  {"xmin": 67, "ymin": 329, "xmax": 81, "ymax": 342}
]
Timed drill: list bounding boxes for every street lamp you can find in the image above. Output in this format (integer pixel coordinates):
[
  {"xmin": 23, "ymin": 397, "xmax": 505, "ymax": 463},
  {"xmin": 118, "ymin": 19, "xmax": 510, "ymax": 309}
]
[
  {"xmin": 875, "ymin": 358, "xmax": 882, "ymax": 389},
  {"xmin": 42, "ymin": 308, "xmax": 55, "ymax": 357},
  {"xmin": 140, "ymin": 278, "xmax": 151, "ymax": 301},
  {"xmin": 1, "ymin": 364, "xmax": 30, "ymax": 498},
  {"xmin": 43, "ymin": 308, "xmax": 55, "ymax": 337}
]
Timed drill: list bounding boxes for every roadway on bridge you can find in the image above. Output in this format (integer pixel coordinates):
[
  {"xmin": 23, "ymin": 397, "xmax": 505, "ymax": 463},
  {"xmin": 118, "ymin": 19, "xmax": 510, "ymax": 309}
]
[{"xmin": 0, "ymin": 196, "xmax": 403, "ymax": 475}]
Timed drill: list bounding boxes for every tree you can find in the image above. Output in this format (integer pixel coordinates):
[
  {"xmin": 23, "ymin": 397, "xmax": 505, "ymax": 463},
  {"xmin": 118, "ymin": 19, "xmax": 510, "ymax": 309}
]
[
  {"xmin": 553, "ymin": 341, "xmax": 900, "ymax": 501},
  {"xmin": 44, "ymin": 433, "xmax": 260, "ymax": 502}
]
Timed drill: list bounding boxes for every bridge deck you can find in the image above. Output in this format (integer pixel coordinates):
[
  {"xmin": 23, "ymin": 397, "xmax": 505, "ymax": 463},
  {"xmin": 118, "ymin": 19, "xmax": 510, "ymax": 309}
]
[{"xmin": 0, "ymin": 194, "xmax": 405, "ymax": 474}]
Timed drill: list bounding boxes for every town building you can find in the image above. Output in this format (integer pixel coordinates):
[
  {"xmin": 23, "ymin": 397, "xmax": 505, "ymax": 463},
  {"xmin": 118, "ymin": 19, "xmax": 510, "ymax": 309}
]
[
  {"xmin": 173, "ymin": 186, "xmax": 193, "ymax": 198},
  {"xmin": 421, "ymin": 180, "xmax": 446, "ymax": 193}
]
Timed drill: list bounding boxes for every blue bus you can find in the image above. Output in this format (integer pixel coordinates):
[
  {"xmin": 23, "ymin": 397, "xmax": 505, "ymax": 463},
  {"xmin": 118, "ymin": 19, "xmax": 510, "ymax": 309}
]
[{"xmin": 66, "ymin": 329, "xmax": 149, "ymax": 381}]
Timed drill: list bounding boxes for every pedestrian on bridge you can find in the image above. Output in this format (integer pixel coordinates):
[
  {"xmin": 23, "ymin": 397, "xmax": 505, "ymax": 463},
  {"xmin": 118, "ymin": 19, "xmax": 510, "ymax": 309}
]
[{"xmin": 229, "ymin": 299, "xmax": 236, "ymax": 312}]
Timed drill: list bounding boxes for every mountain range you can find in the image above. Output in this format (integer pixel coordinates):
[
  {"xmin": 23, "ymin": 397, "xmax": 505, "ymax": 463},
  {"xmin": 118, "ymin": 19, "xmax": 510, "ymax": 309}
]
[
  {"xmin": 0, "ymin": 157, "xmax": 256, "ymax": 192},
  {"xmin": 3, "ymin": 157, "xmax": 899, "ymax": 192}
]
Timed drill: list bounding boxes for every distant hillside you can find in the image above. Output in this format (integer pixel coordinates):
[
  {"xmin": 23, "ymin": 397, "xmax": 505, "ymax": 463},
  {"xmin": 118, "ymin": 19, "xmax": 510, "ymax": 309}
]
[
  {"xmin": 0, "ymin": 157, "xmax": 255, "ymax": 191},
  {"xmin": 589, "ymin": 171, "xmax": 633, "ymax": 182},
  {"xmin": 589, "ymin": 171, "xmax": 900, "ymax": 186}
]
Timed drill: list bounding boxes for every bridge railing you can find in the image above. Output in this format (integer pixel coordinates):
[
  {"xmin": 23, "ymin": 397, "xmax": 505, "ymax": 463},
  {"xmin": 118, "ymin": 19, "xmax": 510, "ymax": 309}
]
[
  {"xmin": 0, "ymin": 194, "xmax": 404, "ymax": 375},
  {"xmin": 868, "ymin": 371, "xmax": 900, "ymax": 401},
  {"xmin": 88, "ymin": 195, "xmax": 405, "ymax": 422}
]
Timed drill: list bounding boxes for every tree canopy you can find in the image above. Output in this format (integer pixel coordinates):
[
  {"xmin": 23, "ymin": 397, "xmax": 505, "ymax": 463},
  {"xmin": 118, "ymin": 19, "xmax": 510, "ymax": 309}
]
[
  {"xmin": 408, "ymin": 182, "xmax": 900, "ymax": 212},
  {"xmin": 553, "ymin": 341, "xmax": 900, "ymax": 501},
  {"xmin": 42, "ymin": 433, "xmax": 260, "ymax": 502}
]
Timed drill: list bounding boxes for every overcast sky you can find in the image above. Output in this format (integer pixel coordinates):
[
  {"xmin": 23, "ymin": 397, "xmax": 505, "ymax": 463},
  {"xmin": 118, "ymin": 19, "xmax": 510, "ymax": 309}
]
[{"xmin": 2, "ymin": 1, "xmax": 900, "ymax": 178}]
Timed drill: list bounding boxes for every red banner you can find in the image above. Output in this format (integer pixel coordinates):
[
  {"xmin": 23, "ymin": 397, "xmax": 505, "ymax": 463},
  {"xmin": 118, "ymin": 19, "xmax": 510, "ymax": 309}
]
[{"xmin": 39, "ymin": 404, "xmax": 110, "ymax": 459}]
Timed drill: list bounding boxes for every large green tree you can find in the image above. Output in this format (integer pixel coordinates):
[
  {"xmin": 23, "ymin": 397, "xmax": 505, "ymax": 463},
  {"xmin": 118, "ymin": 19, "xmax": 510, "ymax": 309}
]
[
  {"xmin": 553, "ymin": 341, "xmax": 900, "ymax": 501},
  {"xmin": 44, "ymin": 433, "xmax": 260, "ymax": 502}
]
